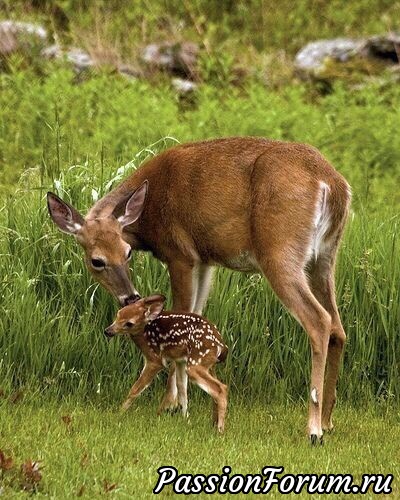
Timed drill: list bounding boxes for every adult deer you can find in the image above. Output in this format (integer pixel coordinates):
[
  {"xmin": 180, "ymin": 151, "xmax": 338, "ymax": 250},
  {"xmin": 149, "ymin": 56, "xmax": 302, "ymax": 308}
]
[{"xmin": 47, "ymin": 137, "xmax": 350, "ymax": 443}]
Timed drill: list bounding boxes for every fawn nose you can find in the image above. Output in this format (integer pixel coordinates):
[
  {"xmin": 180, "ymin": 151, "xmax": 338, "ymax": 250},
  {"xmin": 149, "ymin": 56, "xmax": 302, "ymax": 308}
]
[{"xmin": 124, "ymin": 293, "xmax": 140, "ymax": 306}]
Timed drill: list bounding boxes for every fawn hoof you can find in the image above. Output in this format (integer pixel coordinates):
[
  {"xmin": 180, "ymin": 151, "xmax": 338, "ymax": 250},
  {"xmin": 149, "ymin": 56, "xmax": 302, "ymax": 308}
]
[
  {"xmin": 158, "ymin": 404, "xmax": 179, "ymax": 416},
  {"xmin": 120, "ymin": 401, "xmax": 131, "ymax": 413},
  {"xmin": 167, "ymin": 406, "xmax": 181, "ymax": 415},
  {"xmin": 310, "ymin": 434, "xmax": 323, "ymax": 446}
]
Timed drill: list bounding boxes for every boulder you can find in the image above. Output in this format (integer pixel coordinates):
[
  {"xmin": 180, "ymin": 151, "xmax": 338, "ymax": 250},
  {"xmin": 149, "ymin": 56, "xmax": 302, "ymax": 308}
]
[
  {"xmin": 0, "ymin": 20, "xmax": 47, "ymax": 57},
  {"xmin": 294, "ymin": 38, "xmax": 362, "ymax": 77},
  {"xmin": 295, "ymin": 34, "xmax": 400, "ymax": 80},
  {"xmin": 141, "ymin": 41, "xmax": 198, "ymax": 78}
]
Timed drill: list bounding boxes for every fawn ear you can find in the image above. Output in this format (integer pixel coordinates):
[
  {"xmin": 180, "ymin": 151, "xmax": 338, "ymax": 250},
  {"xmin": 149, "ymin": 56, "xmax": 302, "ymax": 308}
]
[
  {"xmin": 144, "ymin": 294, "xmax": 166, "ymax": 321},
  {"xmin": 47, "ymin": 192, "xmax": 84, "ymax": 235},
  {"xmin": 118, "ymin": 181, "xmax": 148, "ymax": 228}
]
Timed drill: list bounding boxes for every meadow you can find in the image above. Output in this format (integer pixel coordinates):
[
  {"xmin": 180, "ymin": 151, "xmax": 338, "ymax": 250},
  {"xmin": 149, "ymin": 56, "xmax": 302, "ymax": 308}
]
[{"xmin": 1, "ymin": 0, "xmax": 400, "ymax": 497}]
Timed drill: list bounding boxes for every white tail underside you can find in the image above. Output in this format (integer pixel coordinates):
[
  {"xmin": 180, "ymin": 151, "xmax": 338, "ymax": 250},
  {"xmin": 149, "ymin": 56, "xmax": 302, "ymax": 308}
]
[{"xmin": 312, "ymin": 181, "xmax": 331, "ymax": 260}]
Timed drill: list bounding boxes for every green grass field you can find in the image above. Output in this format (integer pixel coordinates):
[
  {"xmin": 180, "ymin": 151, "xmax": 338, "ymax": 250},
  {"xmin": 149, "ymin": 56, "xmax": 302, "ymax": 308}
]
[
  {"xmin": 1, "ymin": 1, "xmax": 399, "ymax": 497},
  {"xmin": 0, "ymin": 397, "xmax": 399, "ymax": 498}
]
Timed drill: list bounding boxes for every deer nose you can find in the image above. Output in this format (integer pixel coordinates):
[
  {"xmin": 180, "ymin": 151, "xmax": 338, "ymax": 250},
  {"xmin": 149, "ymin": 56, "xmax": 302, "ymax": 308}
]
[
  {"xmin": 104, "ymin": 327, "xmax": 114, "ymax": 338},
  {"xmin": 124, "ymin": 293, "xmax": 140, "ymax": 306}
]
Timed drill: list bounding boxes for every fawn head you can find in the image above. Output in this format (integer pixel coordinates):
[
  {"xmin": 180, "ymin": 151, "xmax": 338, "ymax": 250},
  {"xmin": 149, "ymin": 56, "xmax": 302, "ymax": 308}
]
[
  {"xmin": 104, "ymin": 294, "xmax": 166, "ymax": 337},
  {"xmin": 47, "ymin": 182, "xmax": 148, "ymax": 306}
]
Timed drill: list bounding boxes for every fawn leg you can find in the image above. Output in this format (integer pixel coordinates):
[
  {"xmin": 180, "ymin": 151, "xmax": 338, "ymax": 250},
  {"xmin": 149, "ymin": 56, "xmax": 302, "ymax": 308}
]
[
  {"xmin": 176, "ymin": 362, "xmax": 188, "ymax": 416},
  {"xmin": 157, "ymin": 363, "xmax": 178, "ymax": 414},
  {"xmin": 187, "ymin": 365, "xmax": 228, "ymax": 433},
  {"xmin": 122, "ymin": 361, "xmax": 162, "ymax": 412}
]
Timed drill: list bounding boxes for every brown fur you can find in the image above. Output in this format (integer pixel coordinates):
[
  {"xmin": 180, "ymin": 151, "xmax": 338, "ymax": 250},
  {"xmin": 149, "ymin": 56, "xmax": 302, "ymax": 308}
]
[{"xmin": 106, "ymin": 296, "xmax": 228, "ymax": 432}]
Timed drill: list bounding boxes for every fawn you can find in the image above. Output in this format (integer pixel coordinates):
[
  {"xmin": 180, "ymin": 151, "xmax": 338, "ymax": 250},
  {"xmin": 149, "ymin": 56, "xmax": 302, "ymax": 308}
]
[{"xmin": 105, "ymin": 294, "xmax": 229, "ymax": 432}]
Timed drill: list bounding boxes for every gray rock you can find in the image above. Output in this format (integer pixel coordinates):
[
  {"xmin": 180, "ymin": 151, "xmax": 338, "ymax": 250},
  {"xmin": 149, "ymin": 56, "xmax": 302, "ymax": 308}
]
[
  {"xmin": 41, "ymin": 44, "xmax": 94, "ymax": 72},
  {"xmin": 141, "ymin": 41, "xmax": 198, "ymax": 77},
  {"xmin": 41, "ymin": 43, "xmax": 61, "ymax": 59},
  {"xmin": 66, "ymin": 48, "xmax": 94, "ymax": 71},
  {"xmin": 295, "ymin": 34, "xmax": 400, "ymax": 79},
  {"xmin": 0, "ymin": 20, "xmax": 47, "ymax": 56},
  {"xmin": 363, "ymin": 34, "xmax": 400, "ymax": 63},
  {"xmin": 294, "ymin": 38, "xmax": 362, "ymax": 76},
  {"xmin": 171, "ymin": 78, "xmax": 197, "ymax": 94}
]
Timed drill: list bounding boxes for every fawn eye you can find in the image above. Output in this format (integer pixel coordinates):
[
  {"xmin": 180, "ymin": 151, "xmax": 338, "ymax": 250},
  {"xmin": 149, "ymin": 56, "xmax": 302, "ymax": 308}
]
[
  {"xmin": 125, "ymin": 321, "xmax": 134, "ymax": 328},
  {"xmin": 126, "ymin": 248, "xmax": 132, "ymax": 261},
  {"xmin": 91, "ymin": 258, "xmax": 105, "ymax": 270}
]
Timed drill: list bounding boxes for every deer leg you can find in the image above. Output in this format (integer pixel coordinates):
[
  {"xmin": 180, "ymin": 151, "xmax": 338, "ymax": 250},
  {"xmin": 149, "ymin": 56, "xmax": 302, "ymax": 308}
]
[
  {"xmin": 187, "ymin": 365, "xmax": 228, "ymax": 433},
  {"xmin": 193, "ymin": 264, "xmax": 214, "ymax": 315},
  {"xmin": 122, "ymin": 361, "xmax": 163, "ymax": 412},
  {"xmin": 176, "ymin": 362, "xmax": 189, "ymax": 416},
  {"xmin": 308, "ymin": 256, "xmax": 346, "ymax": 432},
  {"xmin": 157, "ymin": 259, "xmax": 196, "ymax": 413},
  {"xmin": 157, "ymin": 363, "xmax": 178, "ymax": 415},
  {"xmin": 260, "ymin": 262, "xmax": 331, "ymax": 444},
  {"xmin": 168, "ymin": 259, "xmax": 196, "ymax": 312}
]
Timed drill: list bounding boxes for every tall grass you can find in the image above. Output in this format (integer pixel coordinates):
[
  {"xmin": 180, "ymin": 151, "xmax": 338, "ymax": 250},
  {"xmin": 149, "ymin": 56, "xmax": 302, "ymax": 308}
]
[{"xmin": 0, "ymin": 147, "xmax": 398, "ymax": 404}]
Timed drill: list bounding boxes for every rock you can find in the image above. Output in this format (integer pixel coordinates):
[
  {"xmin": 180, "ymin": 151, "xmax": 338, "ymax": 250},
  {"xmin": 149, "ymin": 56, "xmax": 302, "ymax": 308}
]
[
  {"xmin": 66, "ymin": 48, "xmax": 94, "ymax": 71},
  {"xmin": 41, "ymin": 43, "xmax": 61, "ymax": 59},
  {"xmin": 295, "ymin": 34, "xmax": 400, "ymax": 80},
  {"xmin": 41, "ymin": 44, "xmax": 94, "ymax": 72},
  {"xmin": 171, "ymin": 77, "xmax": 197, "ymax": 94},
  {"xmin": 0, "ymin": 20, "xmax": 47, "ymax": 57},
  {"xmin": 363, "ymin": 34, "xmax": 400, "ymax": 63},
  {"xmin": 294, "ymin": 38, "xmax": 362, "ymax": 77},
  {"xmin": 141, "ymin": 41, "xmax": 198, "ymax": 78}
]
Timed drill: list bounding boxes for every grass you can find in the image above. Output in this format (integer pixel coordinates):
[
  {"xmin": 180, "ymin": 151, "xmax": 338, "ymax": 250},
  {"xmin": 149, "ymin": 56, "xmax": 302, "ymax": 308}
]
[
  {"xmin": 0, "ymin": 147, "xmax": 399, "ymax": 403},
  {"xmin": 0, "ymin": 397, "xmax": 398, "ymax": 498}
]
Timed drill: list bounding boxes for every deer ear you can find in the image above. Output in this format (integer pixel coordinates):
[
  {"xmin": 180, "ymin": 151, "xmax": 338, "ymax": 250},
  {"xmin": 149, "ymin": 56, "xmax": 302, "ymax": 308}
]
[
  {"xmin": 47, "ymin": 192, "xmax": 84, "ymax": 235},
  {"xmin": 118, "ymin": 181, "xmax": 148, "ymax": 228},
  {"xmin": 144, "ymin": 294, "xmax": 166, "ymax": 321}
]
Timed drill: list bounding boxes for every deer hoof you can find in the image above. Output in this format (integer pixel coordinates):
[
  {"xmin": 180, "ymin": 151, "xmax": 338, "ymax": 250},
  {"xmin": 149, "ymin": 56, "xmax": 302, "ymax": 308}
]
[{"xmin": 310, "ymin": 434, "xmax": 323, "ymax": 446}]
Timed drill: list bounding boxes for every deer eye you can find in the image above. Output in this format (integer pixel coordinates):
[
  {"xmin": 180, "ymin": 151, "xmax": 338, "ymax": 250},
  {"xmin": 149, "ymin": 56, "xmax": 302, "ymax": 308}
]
[
  {"xmin": 125, "ymin": 321, "xmax": 134, "ymax": 328},
  {"xmin": 126, "ymin": 248, "xmax": 132, "ymax": 261},
  {"xmin": 91, "ymin": 258, "xmax": 105, "ymax": 270}
]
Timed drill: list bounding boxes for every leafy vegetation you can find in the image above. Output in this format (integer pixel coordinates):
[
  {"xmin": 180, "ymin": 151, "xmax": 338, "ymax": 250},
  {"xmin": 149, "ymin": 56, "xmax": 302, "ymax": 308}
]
[{"xmin": 1, "ymin": 68, "xmax": 400, "ymax": 207}]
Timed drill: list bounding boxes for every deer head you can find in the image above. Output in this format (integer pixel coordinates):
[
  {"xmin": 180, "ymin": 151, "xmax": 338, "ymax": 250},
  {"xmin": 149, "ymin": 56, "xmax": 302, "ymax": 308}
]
[
  {"xmin": 104, "ymin": 295, "xmax": 166, "ymax": 337},
  {"xmin": 47, "ymin": 182, "xmax": 148, "ymax": 306}
]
